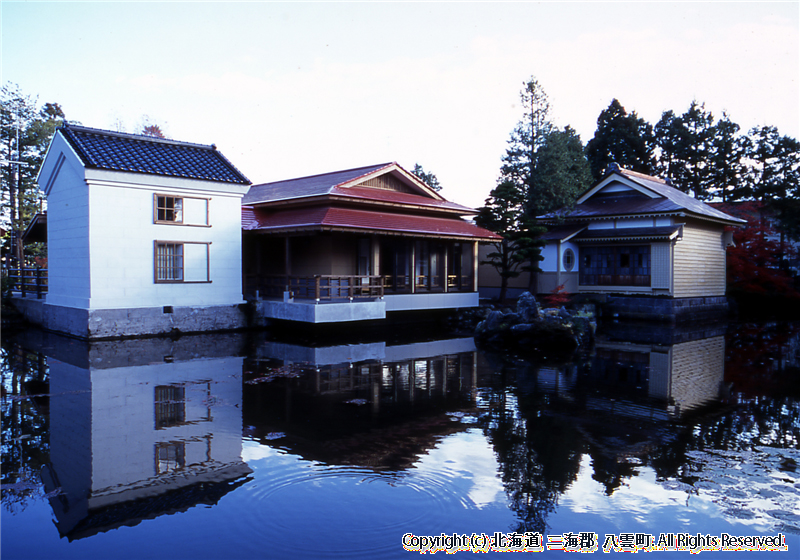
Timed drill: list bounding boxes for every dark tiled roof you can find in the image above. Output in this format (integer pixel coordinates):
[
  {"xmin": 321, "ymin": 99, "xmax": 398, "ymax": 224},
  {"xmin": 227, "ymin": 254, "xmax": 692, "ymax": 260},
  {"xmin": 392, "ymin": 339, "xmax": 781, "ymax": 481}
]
[
  {"xmin": 617, "ymin": 169, "xmax": 744, "ymax": 224},
  {"xmin": 539, "ymin": 167, "xmax": 745, "ymax": 225},
  {"xmin": 243, "ymin": 163, "xmax": 393, "ymax": 204},
  {"xmin": 59, "ymin": 125, "xmax": 250, "ymax": 185},
  {"xmin": 242, "ymin": 206, "xmax": 501, "ymax": 241}
]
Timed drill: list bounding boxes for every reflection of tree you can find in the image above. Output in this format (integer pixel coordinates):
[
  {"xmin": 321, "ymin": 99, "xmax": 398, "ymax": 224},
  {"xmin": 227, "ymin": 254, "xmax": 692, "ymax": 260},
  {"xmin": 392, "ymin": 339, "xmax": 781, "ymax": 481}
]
[
  {"xmin": 480, "ymin": 322, "xmax": 800, "ymax": 530},
  {"xmin": 725, "ymin": 322, "xmax": 800, "ymax": 399},
  {"xmin": 479, "ymin": 366, "xmax": 583, "ymax": 534},
  {"xmin": 1, "ymin": 343, "xmax": 50, "ymax": 513}
]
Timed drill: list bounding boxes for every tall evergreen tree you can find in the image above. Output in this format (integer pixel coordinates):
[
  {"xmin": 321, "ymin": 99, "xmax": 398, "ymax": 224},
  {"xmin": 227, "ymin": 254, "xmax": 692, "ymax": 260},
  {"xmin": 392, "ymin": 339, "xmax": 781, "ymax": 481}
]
[
  {"xmin": 529, "ymin": 126, "xmax": 592, "ymax": 217},
  {"xmin": 411, "ymin": 163, "xmax": 442, "ymax": 191},
  {"xmin": 500, "ymin": 77, "xmax": 555, "ymax": 199},
  {"xmin": 1, "ymin": 83, "xmax": 66, "ymax": 267},
  {"xmin": 654, "ymin": 101, "xmax": 715, "ymax": 199},
  {"xmin": 745, "ymin": 125, "xmax": 800, "ymax": 242},
  {"xmin": 585, "ymin": 99, "xmax": 654, "ymax": 181},
  {"xmin": 707, "ymin": 112, "xmax": 746, "ymax": 202}
]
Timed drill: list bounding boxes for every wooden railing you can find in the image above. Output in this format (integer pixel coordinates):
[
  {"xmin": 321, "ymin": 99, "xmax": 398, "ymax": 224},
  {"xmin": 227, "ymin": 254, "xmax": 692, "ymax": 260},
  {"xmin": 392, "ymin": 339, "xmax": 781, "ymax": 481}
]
[
  {"xmin": 245, "ymin": 272, "xmax": 475, "ymax": 301},
  {"xmin": 247, "ymin": 274, "xmax": 384, "ymax": 301},
  {"xmin": 4, "ymin": 267, "xmax": 48, "ymax": 299}
]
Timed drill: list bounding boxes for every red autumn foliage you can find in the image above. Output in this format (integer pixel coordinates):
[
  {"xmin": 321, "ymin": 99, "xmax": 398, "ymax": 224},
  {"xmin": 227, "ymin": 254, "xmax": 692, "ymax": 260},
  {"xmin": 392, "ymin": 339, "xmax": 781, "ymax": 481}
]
[
  {"xmin": 543, "ymin": 283, "xmax": 570, "ymax": 307},
  {"xmin": 724, "ymin": 206, "xmax": 799, "ymax": 299}
]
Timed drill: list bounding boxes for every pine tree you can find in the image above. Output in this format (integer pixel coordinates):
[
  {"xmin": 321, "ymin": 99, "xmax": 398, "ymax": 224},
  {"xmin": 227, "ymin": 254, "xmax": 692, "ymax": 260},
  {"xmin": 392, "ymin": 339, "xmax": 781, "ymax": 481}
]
[
  {"xmin": 411, "ymin": 163, "xmax": 442, "ymax": 191},
  {"xmin": 585, "ymin": 99, "xmax": 654, "ymax": 181}
]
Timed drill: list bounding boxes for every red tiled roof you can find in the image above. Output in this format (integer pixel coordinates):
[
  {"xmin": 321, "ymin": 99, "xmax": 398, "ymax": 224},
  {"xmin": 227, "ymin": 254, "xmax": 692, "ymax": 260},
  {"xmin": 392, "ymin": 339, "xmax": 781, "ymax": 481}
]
[
  {"xmin": 330, "ymin": 185, "xmax": 474, "ymax": 214},
  {"xmin": 243, "ymin": 163, "xmax": 393, "ymax": 204},
  {"xmin": 242, "ymin": 206, "xmax": 500, "ymax": 241}
]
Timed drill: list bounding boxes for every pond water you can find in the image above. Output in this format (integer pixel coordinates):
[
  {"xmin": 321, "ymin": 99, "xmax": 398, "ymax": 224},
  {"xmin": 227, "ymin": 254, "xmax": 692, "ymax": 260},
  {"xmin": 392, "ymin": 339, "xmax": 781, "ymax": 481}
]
[{"xmin": 1, "ymin": 320, "xmax": 799, "ymax": 559}]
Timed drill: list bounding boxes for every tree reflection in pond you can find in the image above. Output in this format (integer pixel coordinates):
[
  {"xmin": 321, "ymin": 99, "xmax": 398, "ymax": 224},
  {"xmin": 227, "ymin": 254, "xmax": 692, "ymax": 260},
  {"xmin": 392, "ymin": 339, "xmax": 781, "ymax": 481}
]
[{"xmin": 1, "ymin": 321, "xmax": 799, "ymax": 557}]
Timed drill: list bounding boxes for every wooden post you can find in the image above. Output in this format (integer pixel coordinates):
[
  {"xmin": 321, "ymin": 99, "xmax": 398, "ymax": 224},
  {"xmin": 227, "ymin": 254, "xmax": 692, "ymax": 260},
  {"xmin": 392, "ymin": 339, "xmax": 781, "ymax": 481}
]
[
  {"xmin": 443, "ymin": 245, "xmax": 449, "ymax": 293},
  {"xmin": 36, "ymin": 268, "xmax": 42, "ymax": 299},
  {"xmin": 472, "ymin": 242, "xmax": 479, "ymax": 292},
  {"xmin": 314, "ymin": 275, "xmax": 321, "ymax": 301},
  {"xmin": 410, "ymin": 241, "xmax": 416, "ymax": 294}
]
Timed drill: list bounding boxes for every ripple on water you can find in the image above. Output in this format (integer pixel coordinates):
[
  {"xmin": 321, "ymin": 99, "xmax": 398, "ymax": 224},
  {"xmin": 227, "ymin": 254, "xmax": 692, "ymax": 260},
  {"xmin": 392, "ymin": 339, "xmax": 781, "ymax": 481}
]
[{"xmin": 231, "ymin": 449, "xmax": 479, "ymax": 559}]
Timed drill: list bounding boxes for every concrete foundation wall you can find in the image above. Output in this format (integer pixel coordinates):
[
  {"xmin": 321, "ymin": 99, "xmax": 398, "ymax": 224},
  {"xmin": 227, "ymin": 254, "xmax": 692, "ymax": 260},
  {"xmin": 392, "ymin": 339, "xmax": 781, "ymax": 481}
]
[
  {"xmin": 11, "ymin": 297, "xmax": 246, "ymax": 339},
  {"xmin": 256, "ymin": 299, "xmax": 386, "ymax": 323},
  {"xmin": 605, "ymin": 295, "xmax": 729, "ymax": 323}
]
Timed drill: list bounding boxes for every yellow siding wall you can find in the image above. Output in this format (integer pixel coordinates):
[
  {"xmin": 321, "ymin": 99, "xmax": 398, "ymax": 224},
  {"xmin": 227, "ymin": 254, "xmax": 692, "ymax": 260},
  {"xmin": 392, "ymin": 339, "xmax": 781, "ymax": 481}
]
[
  {"xmin": 673, "ymin": 221, "xmax": 727, "ymax": 297},
  {"xmin": 670, "ymin": 336, "xmax": 725, "ymax": 413}
]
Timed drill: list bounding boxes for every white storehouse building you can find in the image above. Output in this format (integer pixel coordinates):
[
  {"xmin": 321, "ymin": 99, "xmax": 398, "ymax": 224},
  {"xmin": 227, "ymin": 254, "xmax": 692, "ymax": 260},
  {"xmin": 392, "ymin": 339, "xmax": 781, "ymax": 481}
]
[{"xmin": 36, "ymin": 125, "xmax": 251, "ymax": 338}]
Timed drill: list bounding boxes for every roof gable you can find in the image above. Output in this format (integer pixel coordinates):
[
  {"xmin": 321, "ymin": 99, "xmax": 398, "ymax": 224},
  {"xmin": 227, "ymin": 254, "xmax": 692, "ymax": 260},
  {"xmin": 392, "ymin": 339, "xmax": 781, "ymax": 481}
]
[
  {"xmin": 244, "ymin": 162, "xmax": 446, "ymax": 206},
  {"xmin": 550, "ymin": 167, "xmax": 745, "ymax": 225},
  {"xmin": 58, "ymin": 125, "xmax": 251, "ymax": 185}
]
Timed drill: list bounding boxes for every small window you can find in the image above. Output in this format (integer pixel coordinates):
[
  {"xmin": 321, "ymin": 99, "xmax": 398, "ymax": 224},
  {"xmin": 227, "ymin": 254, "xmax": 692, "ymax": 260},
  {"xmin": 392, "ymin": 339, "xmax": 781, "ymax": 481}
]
[
  {"xmin": 155, "ymin": 385, "xmax": 185, "ymax": 429},
  {"xmin": 155, "ymin": 194, "xmax": 209, "ymax": 226},
  {"xmin": 155, "ymin": 242, "xmax": 184, "ymax": 281},
  {"xmin": 156, "ymin": 195, "xmax": 183, "ymax": 223},
  {"xmin": 155, "ymin": 442, "xmax": 186, "ymax": 474},
  {"xmin": 562, "ymin": 248, "xmax": 575, "ymax": 272},
  {"xmin": 154, "ymin": 241, "xmax": 211, "ymax": 283}
]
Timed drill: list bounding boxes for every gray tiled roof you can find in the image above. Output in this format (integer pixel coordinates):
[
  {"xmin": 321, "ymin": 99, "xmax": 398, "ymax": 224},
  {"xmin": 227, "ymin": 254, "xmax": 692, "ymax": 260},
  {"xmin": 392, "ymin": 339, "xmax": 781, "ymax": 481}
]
[
  {"xmin": 539, "ymin": 168, "xmax": 745, "ymax": 225},
  {"xmin": 59, "ymin": 125, "xmax": 250, "ymax": 185},
  {"xmin": 243, "ymin": 163, "xmax": 392, "ymax": 204},
  {"xmin": 618, "ymin": 169, "xmax": 745, "ymax": 224}
]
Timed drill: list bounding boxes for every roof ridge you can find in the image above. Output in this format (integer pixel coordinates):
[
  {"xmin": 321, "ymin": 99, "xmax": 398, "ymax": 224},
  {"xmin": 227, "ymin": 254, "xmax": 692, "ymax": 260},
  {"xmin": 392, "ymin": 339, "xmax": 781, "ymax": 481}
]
[
  {"xmin": 62, "ymin": 123, "xmax": 216, "ymax": 151},
  {"xmin": 616, "ymin": 166, "xmax": 670, "ymax": 185},
  {"xmin": 331, "ymin": 162, "xmax": 397, "ymax": 189},
  {"xmin": 251, "ymin": 162, "xmax": 395, "ymax": 188}
]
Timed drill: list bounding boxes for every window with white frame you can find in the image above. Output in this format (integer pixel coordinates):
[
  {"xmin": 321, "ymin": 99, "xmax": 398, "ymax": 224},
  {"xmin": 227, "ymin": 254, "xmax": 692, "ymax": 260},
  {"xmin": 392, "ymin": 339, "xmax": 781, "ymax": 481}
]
[
  {"xmin": 154, "ymin": 241, "xmax": 210, "ymax": 283},
  {"xmin": 154, "ymin": 194, "xmax": 209, "ymax": 226}
]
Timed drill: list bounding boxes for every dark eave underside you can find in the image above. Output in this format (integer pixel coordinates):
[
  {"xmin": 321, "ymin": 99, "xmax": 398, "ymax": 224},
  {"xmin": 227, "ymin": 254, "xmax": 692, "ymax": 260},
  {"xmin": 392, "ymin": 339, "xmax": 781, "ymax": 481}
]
[{"xmin": 242, "ymin": 206, "xmax": 500, "ymax": 241}]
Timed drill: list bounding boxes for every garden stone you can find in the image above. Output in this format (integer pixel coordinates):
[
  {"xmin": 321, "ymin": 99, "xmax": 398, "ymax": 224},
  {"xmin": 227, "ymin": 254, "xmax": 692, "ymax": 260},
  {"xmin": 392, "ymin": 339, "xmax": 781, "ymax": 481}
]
[{"xmin": 516, "ymin": 291, "xmax": 540, "ymax": 322}]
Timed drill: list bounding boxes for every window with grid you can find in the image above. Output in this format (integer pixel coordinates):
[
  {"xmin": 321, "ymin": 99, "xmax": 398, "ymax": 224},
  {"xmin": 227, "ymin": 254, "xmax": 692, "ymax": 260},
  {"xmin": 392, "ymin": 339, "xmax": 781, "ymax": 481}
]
[
  {"xmin": 155, "ymin": 242, "xmax": 184, "ymax": 282},
  {"xmin": 154, "ymin": 385, "xmax": 186, "ymax": 429},
  {"xmin": 155, "ymin": 195, "xmax": 183, "ymax": 223},
  {"xmin": 155, "ymin": 242, "xmax": 210, "ymax": 283},
  {"xmin": 579, "ymin": 245, "xmax": 650, "ymax": 286},
  {"xmin": 155, "ymin": 194, "xmax": 210, "ymax": 225}
]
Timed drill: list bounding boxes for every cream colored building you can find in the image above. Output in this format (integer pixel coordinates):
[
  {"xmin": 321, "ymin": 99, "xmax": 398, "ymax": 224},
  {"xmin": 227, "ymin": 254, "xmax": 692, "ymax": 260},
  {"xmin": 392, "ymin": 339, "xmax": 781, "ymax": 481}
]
[{"xmin": 482, "ymin": 165, "xmax": 745, "ymax": 319}]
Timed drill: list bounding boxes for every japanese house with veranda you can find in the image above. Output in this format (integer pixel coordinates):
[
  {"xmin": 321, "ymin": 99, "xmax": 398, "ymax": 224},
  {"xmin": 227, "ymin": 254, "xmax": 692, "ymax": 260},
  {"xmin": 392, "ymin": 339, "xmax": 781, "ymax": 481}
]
[
  {"xmin": 479, "ymin": 164, "xmax": 746, "ymax": 320},
  {"xmin": 24, "ymin": 125, "xmax": 499, "ymax": 338}
]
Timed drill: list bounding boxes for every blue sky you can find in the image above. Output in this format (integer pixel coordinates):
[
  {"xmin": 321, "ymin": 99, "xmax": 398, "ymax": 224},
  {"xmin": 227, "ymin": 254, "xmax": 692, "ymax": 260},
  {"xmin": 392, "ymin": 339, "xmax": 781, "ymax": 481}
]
[{"xmin": 2, "ymin": 1, "xmax": 798, "ymax": 207}]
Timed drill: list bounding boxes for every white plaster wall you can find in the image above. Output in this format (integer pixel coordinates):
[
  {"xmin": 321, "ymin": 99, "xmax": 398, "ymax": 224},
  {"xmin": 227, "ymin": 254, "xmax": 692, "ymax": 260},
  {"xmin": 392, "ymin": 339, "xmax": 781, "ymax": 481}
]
[
  {"xmin": 616, "ymin": 217, "xmax": 655, "ymax": 228},
  {"xmin": 540, "ymin": 243, "xmax": 559, "ymax": 273},
  {"xmin": 89, "ymin": 357, "xmax": 244, "ymax": 494},
  {"xmin": 87, "ymin": 182, "xmax": 245, "ymax": 308},
  {"xmin": 599, "ymin": 184, "xmax": 632, "ymax": 194},
  {"xmin": 43, "ymin": 145, "xmax": 91, "ymax": 308}
]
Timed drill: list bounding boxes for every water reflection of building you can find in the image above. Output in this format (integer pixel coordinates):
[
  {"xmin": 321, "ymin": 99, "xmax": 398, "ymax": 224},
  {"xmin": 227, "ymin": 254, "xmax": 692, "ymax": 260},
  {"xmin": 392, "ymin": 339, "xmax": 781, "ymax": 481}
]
[
  {"xmin": 244, "ymin": 336, "xmax": 479, "ymax": 469},
  {"xmin": 533, "ymin": 323, "xmax": 727, "ymax": 420},
  {"xmin": 26, "ymin": 332, "xmax": 252, "ymax": 541}
]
